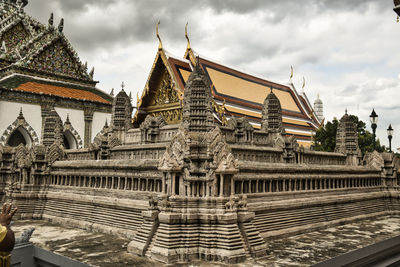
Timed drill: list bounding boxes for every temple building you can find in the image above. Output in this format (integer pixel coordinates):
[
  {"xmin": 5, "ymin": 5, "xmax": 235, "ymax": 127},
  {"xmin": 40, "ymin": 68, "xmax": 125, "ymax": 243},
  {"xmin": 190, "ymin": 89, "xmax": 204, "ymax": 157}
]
[
  {"xmin": 0, "ymin": 1, "xmax": 112, "ymax": 149},
  {"xmin": 134, "ymin": 25, "xmax": 323, "ymax": 147},
  {"xmin": 0, "ymin": 1, "xmax": 398, "ymax": 266}
]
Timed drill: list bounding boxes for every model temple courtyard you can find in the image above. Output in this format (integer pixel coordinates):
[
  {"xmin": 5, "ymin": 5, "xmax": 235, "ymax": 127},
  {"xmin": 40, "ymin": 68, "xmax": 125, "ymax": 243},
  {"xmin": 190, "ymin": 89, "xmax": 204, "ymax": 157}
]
[{"xmin": 0, "ymin": 0, "xmax": 399, "ymax": 266}]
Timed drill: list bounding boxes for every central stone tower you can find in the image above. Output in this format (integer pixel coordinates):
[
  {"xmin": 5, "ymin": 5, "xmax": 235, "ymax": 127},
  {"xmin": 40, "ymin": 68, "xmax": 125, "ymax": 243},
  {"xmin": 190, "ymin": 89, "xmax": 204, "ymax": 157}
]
[{"xmin": 128, "ymin": 61, "xmax": 267, "ymax": 264}]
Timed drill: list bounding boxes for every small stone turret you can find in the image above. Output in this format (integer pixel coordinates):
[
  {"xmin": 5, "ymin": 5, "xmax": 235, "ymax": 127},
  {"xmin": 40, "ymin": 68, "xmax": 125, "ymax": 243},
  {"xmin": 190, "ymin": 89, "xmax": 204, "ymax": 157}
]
[
  {"xmin": 111, "ymin": 83, "xmax": 133, "ymax": 131},
  {"xmin": 261, "ymin": 88, "xmax": 283, "ymax": 133},
  {"xmin": 335, "ymin": 111, "xmax": 361, "ymax": 165},
  {"xmin": 42, "ymin": 108, "xmax": 63, "ymax": 147},
  {"xmin": 314, "ymin": 94, "xmax": 324, "ymax": 122},
  {"xmin": 182, "ymin": 61, "xmax": 214, "ymax": 132}
]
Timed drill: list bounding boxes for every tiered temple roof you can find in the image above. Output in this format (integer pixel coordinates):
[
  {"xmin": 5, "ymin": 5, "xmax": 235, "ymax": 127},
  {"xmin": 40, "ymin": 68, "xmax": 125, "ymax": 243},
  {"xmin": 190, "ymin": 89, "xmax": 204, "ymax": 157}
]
[
  {"xmin": 0, "ymin": 1, "xmax": 112, "ymax": 105},
  {"xmin": 134, "ymin": 26, "xmax": 322, "ymax": 147}
]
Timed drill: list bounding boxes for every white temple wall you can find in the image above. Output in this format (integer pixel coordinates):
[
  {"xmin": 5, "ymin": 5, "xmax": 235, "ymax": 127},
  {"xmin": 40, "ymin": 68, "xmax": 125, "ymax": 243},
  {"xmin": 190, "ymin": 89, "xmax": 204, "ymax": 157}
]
[
  {"xmin": 92, "ymin": 111, "xmax": 111, "ymax": 140},
  {"xmin": 0, "ymin": 100, "xmax": 42, "ymax": 140},
  {"xmin": 55, "ymin": 107, "xmax": 85, "ymax": 140}
]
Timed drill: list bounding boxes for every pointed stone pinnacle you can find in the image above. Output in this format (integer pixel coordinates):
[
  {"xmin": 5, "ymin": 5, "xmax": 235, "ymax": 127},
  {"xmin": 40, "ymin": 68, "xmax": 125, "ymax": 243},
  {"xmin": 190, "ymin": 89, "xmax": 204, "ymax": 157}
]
[
  {"xmin": 18, "ymin": 107, "xmax": 24, "ymax": 119},
  {"xmin": 58, "ymin": 18, "xmax": 64, "ymax": 32},
  {"xmin": 48, "ymin": 13, "xmax": 53, "ymax": 26}
]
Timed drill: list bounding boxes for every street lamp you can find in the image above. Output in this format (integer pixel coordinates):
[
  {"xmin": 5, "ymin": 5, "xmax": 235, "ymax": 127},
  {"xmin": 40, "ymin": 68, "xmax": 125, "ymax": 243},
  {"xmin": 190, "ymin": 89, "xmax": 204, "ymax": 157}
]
[
  {"xmin": 370, "ymin": 109, "xmax": 378, "ymax": 150},
  {"xmin": 387, "ymin": 124, "xmax": 394, "ymax": 152},
  {"xmin": 394, "ymin": 0, "xmax": 400, "ymax": 17}
]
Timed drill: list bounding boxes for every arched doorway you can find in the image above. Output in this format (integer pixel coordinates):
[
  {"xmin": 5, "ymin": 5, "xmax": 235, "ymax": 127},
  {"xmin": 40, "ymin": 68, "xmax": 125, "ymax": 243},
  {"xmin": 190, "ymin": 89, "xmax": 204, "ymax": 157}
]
[
  {"xmin": 6, "ymin": 126, "xmax": 33, "ymax": 147},
  {"xmin": 63, "ymin": 130, "xmax": 78, "ymax": 149}
]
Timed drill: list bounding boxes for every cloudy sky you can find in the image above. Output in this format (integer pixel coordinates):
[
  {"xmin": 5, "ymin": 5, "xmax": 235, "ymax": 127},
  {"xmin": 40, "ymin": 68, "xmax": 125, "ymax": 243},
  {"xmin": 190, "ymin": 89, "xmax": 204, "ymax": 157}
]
[{"xmin": 26, "ymin": 0, "xmax": 400, "ymax": 149}]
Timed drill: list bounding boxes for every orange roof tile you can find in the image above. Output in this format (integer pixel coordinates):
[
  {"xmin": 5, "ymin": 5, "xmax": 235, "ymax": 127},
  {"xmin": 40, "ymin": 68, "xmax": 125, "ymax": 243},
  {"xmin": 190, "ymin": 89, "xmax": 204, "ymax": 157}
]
[{"xmin": 14, "ymin": 82, "xmax": 110, "ymax": 104}]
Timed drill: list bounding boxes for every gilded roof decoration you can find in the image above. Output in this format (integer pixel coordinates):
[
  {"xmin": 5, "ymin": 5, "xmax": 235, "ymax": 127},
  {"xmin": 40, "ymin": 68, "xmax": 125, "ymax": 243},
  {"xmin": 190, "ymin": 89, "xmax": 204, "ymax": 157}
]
[{"xmin": 0, "ymin": 1, "xmax": 112, "ymax": 106}]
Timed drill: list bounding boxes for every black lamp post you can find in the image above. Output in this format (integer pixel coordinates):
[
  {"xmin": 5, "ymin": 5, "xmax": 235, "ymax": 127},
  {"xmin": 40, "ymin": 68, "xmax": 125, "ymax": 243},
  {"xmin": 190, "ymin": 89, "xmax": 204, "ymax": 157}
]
[
  {"xmin": 370, "ymin": 109, "xmax": 378, "ymax": 150},
  {"xmin": 387, "ymin": 124, "xmax": 394, "ymax": 152},
  {"xmin": 394, "ymin": 0, "xmax": 400, "ymax": 17}
]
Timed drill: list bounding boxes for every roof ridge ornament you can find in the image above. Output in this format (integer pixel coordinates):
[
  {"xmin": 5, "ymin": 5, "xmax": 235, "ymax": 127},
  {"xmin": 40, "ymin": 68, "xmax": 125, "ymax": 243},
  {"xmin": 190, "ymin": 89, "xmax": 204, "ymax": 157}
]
[
  {"xmin": 156, "ymin": 21, "xmax": 163, "ymax": 50},
  {"xmin": 290, "ymin": 65, "xmax": 293, "ymax": 82},
  {"xmin": 121, "ymin": 81, "xmax": 125, "ymax": 91},
  {"xmin": 48, "ymin": 13, "xmax": 53, "ymax": 27},
  {"xmin": 185, "ymin": 22, "xmax": 191, "ymax": 50},
  {"xmin": 58, "ymin": 18, "xmax": 64, "ymax": 32},
  {"xmin": 302, "ymin": 76, "xmax": 306, "ymax": 93},
  {"xmin": 89, "ymin": 67, "xmax": 94, "ymax": 79}
]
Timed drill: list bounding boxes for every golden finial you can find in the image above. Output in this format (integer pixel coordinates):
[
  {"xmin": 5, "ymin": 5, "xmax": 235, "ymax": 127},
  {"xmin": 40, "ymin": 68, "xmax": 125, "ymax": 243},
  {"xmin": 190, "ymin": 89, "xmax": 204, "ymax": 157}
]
[
  {"xmin": 290, "ymin": 65, "xmax": 293, "ymax": 80},
  {"xmin": 302, "ymin": 76, "xmax": 306, "ymax": 90},
  {"xmin": 156, "ymin": 21, "xmax": 163, "ymax": 50},
  {"xmin": 185, "ymin": 22, "xmax": 191, "ymax": 50}
]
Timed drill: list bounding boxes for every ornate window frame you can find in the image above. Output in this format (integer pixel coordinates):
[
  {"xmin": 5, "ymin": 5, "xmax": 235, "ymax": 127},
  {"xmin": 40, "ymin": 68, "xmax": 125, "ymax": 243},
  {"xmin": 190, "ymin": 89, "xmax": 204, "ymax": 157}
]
[{"xmin": 0, "ymin": 115, "xmax": 39, "ymax": 147}]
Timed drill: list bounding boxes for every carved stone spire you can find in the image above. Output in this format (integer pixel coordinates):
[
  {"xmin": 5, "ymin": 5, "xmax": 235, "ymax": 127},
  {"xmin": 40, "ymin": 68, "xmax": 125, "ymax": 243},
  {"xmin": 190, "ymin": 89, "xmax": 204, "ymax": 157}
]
[
  {"xmin": 182, "ymin": 59, "xmax": 214, "ymax": 132},
  {"xmin": 314, "ymin": 93, "xmax": 324, "ymax": 121},
  {"xmin": 65, "ymin": 114, "xmax": 71, "ymax": 125},
  {"xmin": 42, "ymin": 108, "xmax": 63, "ymax": 147},
  {"xmin": 111, "ymin": 83, "xmax": 133, "ymax": 131},
  {"xmin": 17, "ymin": 108, "xmax": 24, "ymax": 120},
  {"xmin": 335, "ymin": 112, "xmax": 360, "ymax": 156},
  {"xmin": 261, "ymin": 88, "xmax": 283, "ymax": 133}
]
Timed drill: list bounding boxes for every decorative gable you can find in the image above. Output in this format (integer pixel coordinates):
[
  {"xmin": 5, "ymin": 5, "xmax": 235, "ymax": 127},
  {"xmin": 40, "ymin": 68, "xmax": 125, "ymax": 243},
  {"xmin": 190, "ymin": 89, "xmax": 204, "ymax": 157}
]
[
  {"xmin": 27, "ymin": 39, "xmax": 86, "ymax": 79},
  {"xmin": 0, "ymin": 22, "xmax": 30, "ymax": 51},
  {"xmin": 151, "ymin": 69, "xmax": 179, "ymax": 106}
]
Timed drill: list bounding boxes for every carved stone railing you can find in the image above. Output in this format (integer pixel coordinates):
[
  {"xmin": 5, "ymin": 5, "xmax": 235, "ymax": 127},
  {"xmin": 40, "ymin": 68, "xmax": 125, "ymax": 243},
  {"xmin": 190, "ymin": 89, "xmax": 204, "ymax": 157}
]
[
  {"xmin": 65, "ymin": 148, "xmax": 96, "ymax": 161},
  {"xmin": 299, "ymin": 150, "xmax": 347, "ymax": 165},
  {"xmin": 234, "ymin": 164, "xmax": 382, "ymax": 195},
  {"xmin": 231, "ymin": 145, "xmax": 283, "ymax": 164},
  {"xmin": 49, "ymin": 160, "xmax": 162, "ymax": 193}
]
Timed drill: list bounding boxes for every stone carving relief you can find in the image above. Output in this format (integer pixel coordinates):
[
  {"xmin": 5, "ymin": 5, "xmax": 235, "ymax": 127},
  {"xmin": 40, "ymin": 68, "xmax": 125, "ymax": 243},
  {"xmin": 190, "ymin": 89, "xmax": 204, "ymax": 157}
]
[
  {"xmin": 159, "ymin": 194, "xmax": 171, "ymax": 212},
  {"xmin": 225, "ymin": 195, "xmax": 237, "ymax": 211},
  {"xmin": 140, "ymin": 115, "xmax": 166, "ymax": 143},
  {"xmin": 14, "ymin": 143, "xmax": 32, "ymax": 169},
  {"xmin": 46, "ymin": 141, "xmax": 65, "ymax": 166},
  {"xmin": 237, "ymin": 195, "xmax": 248, "ymax": 210},
  {"xmin": 364, "ymin": 151, "xmax": 384, "ymax": 170},
  {"xmin": 148, "ymin": 195, "xmax": 158, "ymax": 210},
  {"xmin": 217, "ymin": 152, "xmax": 239, "ymax": 174},
  {"xmin": 159, "ymin": 127, "xmax": 188, "ymax": 171},
  {"xmin": 207, "ymin": 127, "xmax": 233, "ymax": 170},
  {"xmin": 228, "ymin": 117, "xmax": 254, "ymax": 143}
]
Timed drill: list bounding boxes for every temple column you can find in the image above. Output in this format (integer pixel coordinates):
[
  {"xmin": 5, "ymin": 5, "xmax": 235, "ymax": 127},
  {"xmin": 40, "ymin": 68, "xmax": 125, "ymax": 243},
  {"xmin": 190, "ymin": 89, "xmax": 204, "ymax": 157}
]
[
  {"xmin": 84, "ymin": 108, "xmax": 94, "ymax": 148},
  {"xmin": 219, "ymin": 174, "xmax": 224, "ymax": 197},
  {"xmin": 231, "ymin": 176, "xmax": 235, "ymax": 196},
  {"xmin": 162, "ymin": 173, "xmax": 166, "ymax": 194},
  {"xmin": 172, "ymin": 173, "xmax": 176, "ymax": 196}
]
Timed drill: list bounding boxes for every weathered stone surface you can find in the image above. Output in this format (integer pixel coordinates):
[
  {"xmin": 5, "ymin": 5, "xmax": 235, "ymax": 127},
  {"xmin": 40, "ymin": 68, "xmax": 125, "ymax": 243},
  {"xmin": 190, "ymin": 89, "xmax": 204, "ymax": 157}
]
[{"xmin": 0, "ymin": 70, "xmax": 398, "ymax": 265}]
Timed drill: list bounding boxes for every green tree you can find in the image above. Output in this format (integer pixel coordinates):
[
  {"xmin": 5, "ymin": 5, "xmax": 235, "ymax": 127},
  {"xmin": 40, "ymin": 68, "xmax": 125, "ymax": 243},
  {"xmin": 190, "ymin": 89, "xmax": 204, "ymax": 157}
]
[{"xmin": 313, "ymin": 115, "xmax": 385, "ymax": 155}]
